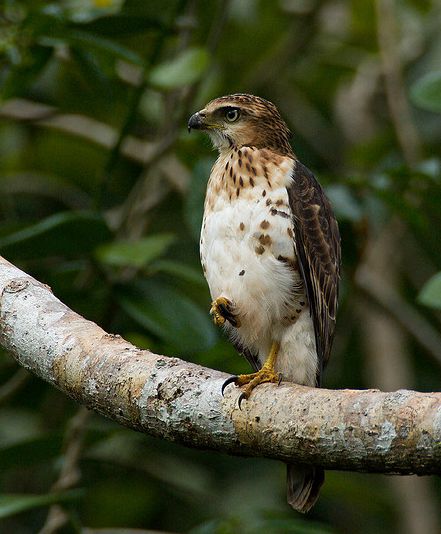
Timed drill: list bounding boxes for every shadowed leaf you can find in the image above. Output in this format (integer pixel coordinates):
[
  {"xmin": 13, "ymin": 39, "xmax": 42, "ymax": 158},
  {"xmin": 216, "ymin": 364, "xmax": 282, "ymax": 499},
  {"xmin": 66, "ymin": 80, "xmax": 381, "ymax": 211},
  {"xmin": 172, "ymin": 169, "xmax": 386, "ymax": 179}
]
[
  {"xmin": 71, "ymin": 15, "xmax": 169, "ymax": 36},
  {"xmin": 117, "ymin": 280, "xmax": 217, "ymax": 353},
  {"xmin": 149, "ymin": 47, "xmax": 210, "ymax": 90},
  {"xmin": 95, "ymin": 234, "xmax": 175, "ymax": 268},
  {"xmin": 150, "ymin": 259, "xmax": 206, "ymax": 286},
  {"xmin": 0, "ymin": 490, "xmax": 83, "ymax": 519},
  {"xmin": 410, "ymin": 71, "xmax": 441, "ymax": 113},
  {"xmin": 0, "ymin": 212, "xmax": 111, "ymax": 260}
]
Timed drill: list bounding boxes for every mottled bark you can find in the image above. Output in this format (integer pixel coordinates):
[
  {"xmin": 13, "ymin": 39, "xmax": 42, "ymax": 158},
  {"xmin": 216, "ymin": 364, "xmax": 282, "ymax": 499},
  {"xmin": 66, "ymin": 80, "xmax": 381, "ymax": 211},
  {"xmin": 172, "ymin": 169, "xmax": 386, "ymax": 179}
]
[{"xmin": 0, "ymin": 256, "xmax": 439, "ymax": 474}]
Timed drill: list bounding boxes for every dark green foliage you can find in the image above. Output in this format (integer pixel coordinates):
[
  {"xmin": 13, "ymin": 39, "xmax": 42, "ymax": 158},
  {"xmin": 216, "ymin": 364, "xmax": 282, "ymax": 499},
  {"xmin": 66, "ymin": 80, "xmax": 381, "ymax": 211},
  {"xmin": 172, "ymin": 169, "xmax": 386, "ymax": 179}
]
[
  {"xmin": 419, "ymin": 272, "xmax": 441, "ymax": 310},
  {"xmin": 0, "ymin": 0, "xmax": 440, "ymax": 532},
  {"xmin": 411, "ymin": 71, "xmax": 441, "ymax": 113}
]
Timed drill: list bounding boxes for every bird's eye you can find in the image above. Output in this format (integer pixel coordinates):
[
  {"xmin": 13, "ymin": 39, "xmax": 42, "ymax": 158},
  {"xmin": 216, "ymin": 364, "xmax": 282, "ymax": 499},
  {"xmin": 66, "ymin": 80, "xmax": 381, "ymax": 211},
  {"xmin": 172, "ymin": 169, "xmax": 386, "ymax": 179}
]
[{"xmin": 225, "ymin": 109, "xmax": 240, "ymax": 122}]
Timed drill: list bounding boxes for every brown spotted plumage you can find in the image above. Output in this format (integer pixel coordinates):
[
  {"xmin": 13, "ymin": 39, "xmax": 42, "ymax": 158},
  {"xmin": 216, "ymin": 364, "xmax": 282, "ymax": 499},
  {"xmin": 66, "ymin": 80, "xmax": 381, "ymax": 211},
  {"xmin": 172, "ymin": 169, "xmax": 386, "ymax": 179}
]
[
  {"xmin": 188, "ymin": 94, "xmax": 341, "ymax": 513},
  {"xmin": 288, "ymin": 160, "xmax": 341, "ymax": 379}
]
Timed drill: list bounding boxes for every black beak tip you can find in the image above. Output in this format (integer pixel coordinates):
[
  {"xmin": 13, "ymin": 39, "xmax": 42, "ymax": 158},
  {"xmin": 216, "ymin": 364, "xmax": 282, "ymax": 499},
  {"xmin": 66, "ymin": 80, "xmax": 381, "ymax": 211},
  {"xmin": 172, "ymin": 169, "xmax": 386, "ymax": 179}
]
[{"xmin": 188, "ymin": 112, "xmax": 203, "ymax": 133}]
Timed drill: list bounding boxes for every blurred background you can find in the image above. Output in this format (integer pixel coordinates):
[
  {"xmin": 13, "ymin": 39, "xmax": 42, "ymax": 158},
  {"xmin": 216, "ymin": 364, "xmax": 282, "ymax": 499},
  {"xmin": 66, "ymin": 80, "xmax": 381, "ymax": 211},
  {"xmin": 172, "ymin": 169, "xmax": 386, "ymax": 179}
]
[{"xmin": 1, "ymin": 0, "xmax": 440, "ymax": 532}]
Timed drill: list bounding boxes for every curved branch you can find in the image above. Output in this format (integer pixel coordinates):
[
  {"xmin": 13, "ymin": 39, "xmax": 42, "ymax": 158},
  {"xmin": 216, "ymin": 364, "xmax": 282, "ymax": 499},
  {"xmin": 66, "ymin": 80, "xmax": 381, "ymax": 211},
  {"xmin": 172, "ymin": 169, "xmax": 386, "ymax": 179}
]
[{"xmin": 0, "ymin": 256, "xmax": 439, "ymax": 475}]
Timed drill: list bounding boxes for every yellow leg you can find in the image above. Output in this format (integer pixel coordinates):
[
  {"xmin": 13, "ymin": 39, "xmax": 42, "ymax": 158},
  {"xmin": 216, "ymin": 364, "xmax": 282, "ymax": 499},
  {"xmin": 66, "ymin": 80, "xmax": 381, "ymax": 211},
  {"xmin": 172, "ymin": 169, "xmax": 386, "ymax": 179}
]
[{"xmin": 222, "ymin": 341, "xmax": 281, "ymax": 407}]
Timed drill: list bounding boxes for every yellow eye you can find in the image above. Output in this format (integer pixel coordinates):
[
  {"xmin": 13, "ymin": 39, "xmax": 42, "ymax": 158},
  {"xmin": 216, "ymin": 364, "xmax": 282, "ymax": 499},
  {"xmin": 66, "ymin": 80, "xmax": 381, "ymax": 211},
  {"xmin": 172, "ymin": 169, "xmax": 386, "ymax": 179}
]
[{"xmin": 225, "ymin": 109, "xmax": 240, "ymax": 122}]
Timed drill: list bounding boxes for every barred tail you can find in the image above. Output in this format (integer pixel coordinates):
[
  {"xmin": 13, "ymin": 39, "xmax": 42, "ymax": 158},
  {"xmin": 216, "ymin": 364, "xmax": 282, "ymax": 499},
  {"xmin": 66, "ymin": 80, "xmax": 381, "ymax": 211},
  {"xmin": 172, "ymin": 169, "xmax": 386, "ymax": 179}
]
[{"xmin": 286, "ymin": 463, "xmax": 324, "ymax": 513}]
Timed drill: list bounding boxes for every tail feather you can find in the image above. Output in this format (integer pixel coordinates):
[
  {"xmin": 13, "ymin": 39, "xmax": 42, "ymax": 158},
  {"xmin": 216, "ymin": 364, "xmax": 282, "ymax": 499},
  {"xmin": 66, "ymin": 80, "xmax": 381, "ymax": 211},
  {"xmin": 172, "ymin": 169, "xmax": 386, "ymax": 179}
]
[{"xmin": 286, "ymin": 464, "xmax": 324, "ymax": 513}]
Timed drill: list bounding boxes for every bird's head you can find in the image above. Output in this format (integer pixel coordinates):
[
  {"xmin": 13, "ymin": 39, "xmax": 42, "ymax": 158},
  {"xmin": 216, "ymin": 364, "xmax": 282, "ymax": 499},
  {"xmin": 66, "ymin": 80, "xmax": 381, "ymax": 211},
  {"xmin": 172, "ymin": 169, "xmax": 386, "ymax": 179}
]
[{"xmin": 188, "ymin": 93, "xmax": 293, "ymax": 156}]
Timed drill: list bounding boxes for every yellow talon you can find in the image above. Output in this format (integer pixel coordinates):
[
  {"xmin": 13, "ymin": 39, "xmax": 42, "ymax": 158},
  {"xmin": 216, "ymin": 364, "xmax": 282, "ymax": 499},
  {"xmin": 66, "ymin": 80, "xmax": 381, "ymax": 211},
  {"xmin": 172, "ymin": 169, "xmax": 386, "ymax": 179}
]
[
  {"xmin": 210, "ymin": 297, "xmax": 241, "ymax": 327},
  {"xmin": 222, "ymin": 342, "xmax": 280, "ymax": 407},
  {"xmin": 210, "ymin": 304, "xmax": 226, "ymax": 325}
]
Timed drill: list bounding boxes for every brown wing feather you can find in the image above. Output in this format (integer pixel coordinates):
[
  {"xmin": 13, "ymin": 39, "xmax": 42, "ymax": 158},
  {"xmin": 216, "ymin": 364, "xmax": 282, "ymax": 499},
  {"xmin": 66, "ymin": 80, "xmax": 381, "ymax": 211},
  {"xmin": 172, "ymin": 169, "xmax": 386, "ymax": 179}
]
[{"xmin": 287, "ymin": 161, "xmax": 341, "ymax": 385}]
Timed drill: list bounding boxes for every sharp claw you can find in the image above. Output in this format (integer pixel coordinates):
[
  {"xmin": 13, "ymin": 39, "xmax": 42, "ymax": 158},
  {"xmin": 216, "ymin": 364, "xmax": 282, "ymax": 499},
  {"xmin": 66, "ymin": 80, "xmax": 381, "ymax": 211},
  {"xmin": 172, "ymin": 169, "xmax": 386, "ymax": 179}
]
[
  {"xmin": 228, "ymin": 315, "xmax": 240, "ymax": 328},
  {"xmin": 221, "ymin": 375, "xmax": 238, "ymax": 396},
  {"xmin": 238, "ymin": 392, "xmax": 247, "ymax": 410},
  {"xmin": 278, "ymin": 373, "xmax": 283, "ymax": 386},
  {"xmin": 217, "ymin": 302, "xmax": 229, "ymax": 315},
  {"xmin": 211, "ymin": 298, "xmax": 241, "ymax": 328},
  {"xmin": 218, "ymin": 303, "xmax": 233, "ymax": 324}
]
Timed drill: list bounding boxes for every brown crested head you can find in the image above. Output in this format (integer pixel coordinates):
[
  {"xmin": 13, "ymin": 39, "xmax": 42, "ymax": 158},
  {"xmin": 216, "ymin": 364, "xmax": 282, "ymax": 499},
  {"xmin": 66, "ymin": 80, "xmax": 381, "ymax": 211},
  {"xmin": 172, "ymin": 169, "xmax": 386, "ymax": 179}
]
[{"xmin": 188, "ymin": 93, "xmax": 293, "ymax": 156}]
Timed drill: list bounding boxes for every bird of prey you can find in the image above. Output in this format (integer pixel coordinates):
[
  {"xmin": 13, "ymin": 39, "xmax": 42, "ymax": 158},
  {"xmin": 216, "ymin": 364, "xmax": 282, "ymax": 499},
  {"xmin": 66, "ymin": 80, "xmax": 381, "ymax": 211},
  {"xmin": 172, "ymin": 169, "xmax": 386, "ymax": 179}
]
[{"xmin": 188, "ymin": 94, "xmax": 340, "ymax": 513}]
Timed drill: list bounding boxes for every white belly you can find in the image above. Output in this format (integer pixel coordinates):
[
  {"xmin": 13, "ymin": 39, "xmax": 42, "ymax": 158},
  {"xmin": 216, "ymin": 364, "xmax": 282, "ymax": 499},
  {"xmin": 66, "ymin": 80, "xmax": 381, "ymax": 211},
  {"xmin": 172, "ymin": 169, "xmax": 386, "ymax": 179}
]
[{"xmin": 201, "ymin": 182, "xmax": 318, "ymax": 386}]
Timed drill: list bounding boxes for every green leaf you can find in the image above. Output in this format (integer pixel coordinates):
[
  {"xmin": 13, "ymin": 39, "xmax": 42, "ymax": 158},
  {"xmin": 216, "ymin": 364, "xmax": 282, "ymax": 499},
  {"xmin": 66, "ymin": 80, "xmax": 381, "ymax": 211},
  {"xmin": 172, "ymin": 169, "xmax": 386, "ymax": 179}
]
[
  {"xmin": 95, "ymin": 234, "xmax": 175, "ymax": 268},
  {"xmin": 0, "ymin": 211, "xmax": 111, "ymax": 260},
  {"xmin": 41, "ymin": 29, "xmax": 144, "ymax": 66},
  {"xmin": 117, "ymin": 280, "xmax": 217, "ymax": 353},
  {"xmin": 325, "ymin": 184, "xmax": 363, "ymax": 222},
  {"xmin": 70, "ymin": 46, "xmax": 113, "ymax": 97},
  {"xmin": 0, "ymin": 435, "xmax": 63, "ymax": 470},
  {"xmin": 62, "ymin": 0, "xmax": 124, "ymax": 23},
  {"xmin": 150, "ymin": 259, "xmax": 206, "ymax": 286},
  {"xmin": 71, "ymin": 15, "xmax": 168, "ymax": 36},
  {"xmin": 418, "ymin": 272, "xmax": 441, "ymax": 309},
  {"xmin": 185, "ymin": 159, "xmax": 212, "ymax": 241},
  {"xmin": 149, "ymin": 47, "xmax": 210, "ymax": 90},
  {"xmin": 0, "ymin": 45, "xmax": 53, "ymax": 101},
  {"xmin": 189, "ymin": 517, "xmax": 333, "ymax": 534},
  {"xmin": 0, "ymin": 490, "xmax": 83, "ymax": 519},
  {"xmin": 410, "ymin": 72, "xmax": 441, "ymax": 112}
]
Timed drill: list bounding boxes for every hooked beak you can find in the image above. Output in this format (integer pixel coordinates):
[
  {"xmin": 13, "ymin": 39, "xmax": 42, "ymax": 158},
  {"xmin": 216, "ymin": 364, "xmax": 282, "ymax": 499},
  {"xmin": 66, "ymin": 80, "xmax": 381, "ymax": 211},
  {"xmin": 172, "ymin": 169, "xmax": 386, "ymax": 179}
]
[{"xmin": 188, "ymin": 111, "xmax": 207, "ymax": 132}]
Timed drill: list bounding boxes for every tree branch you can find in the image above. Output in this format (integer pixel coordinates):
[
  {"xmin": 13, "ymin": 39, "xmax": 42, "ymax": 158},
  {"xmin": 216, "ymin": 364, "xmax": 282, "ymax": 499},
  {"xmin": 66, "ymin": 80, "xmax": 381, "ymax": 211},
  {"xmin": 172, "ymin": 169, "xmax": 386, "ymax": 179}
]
[{"xmin": 0, "ymin": 256, "xmax": 439, "ymax": 475}]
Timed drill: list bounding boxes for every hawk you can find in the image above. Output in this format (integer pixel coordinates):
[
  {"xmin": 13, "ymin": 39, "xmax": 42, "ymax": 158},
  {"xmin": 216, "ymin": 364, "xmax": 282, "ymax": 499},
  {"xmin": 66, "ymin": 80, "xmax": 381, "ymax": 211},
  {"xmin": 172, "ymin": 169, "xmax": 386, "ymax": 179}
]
[{"xmin": 188, "ymin": 94, "xmax": 340, "ymax": 513}]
